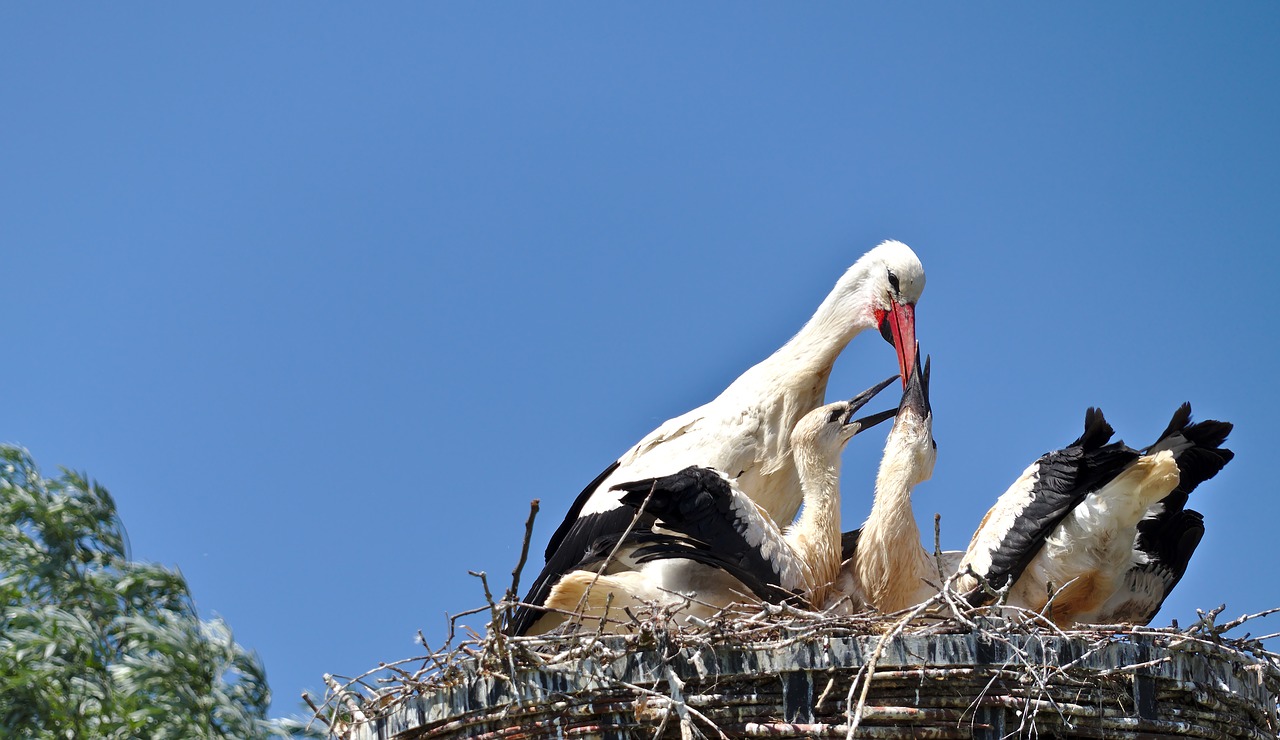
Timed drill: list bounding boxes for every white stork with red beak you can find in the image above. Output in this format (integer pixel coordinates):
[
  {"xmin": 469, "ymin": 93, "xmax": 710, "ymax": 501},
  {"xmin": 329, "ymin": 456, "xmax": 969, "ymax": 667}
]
[{"xmin": 508, "ymin": 240, "xmax": 925, "ymax": 635}]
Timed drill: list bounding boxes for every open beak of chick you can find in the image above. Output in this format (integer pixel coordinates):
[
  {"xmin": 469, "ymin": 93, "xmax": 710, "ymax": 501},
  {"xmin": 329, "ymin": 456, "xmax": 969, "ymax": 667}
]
[{"xmin": 841, "ymin": 374, "xmax": 901, "ymax": 434}]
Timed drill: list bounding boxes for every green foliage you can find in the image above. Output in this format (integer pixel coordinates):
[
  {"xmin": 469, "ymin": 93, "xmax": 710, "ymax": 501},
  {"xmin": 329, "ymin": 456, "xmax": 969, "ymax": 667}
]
[{"xmin": 0, "ymin": 445, "xmax": 314, "ymax": 739}]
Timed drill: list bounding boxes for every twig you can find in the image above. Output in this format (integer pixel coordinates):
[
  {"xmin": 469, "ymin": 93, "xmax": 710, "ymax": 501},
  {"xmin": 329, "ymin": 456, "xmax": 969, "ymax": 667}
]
[
  {"xmin": 933, "ymin": 513, "xmax": 947, "ymax": 584},
  {"xmin": 301, "ymin": 691, "xmax": 320, "ymax": 714},
  {"xmin": 504, "ymin": 499, "xmax": 541, "ymax": 626},
  {"xmin": 846, "ymin": 597, "xmax": 936, "ymax": 739},
  {"xmin": 1213, "ymin": 606, "xmax": 1280, "ymax": 635},
  {"xmin": 1189, "ymin": 603, "xmax": 1228, "ymax": 634}
]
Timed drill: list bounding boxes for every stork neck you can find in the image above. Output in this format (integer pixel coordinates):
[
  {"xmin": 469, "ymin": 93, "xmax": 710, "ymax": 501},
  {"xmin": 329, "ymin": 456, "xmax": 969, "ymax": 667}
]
[
  {"xmin": 720, "ymin": 264, "xmax": 878, "ymax": 392},
  {"xmin": 775, "ymin": 280, "xmax": 876, "ymax": 374},
  {"xmin": 792, "ymin": 451, "xmax": 841, "ymax": 538},
  {"xmin": 867, "ymin": 435, "xmax": 927, "ymax": 544},
  {"xmin": 857, "ymin": 432, "xmax": 933, "ymax": 611},
  {"xmin": 787, "ymin": 445, "xmax": 844, "ymax": 590}
]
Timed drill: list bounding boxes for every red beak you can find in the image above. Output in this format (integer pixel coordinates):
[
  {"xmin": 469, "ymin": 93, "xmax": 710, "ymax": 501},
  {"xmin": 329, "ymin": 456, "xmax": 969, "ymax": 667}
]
[{"xmin": 885, "ymin": 301, "xmax": 916, "ymax": 388}]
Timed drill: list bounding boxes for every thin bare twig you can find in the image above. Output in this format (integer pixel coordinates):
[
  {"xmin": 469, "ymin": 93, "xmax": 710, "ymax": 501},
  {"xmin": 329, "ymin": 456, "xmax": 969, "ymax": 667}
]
[{"xmin": 504, "ymin": 499, "xmax": 540, "ymax": 620}]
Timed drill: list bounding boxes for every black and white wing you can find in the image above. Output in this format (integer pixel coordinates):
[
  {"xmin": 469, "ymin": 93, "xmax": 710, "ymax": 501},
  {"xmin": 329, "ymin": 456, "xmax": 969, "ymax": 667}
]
[
  {"xmin": 613, "ymin": 466, "xmax": 807, "ymax": 602},
  {"xmin": 957, "ymin": 408, "xmax": 1140, "ymax": 602}
]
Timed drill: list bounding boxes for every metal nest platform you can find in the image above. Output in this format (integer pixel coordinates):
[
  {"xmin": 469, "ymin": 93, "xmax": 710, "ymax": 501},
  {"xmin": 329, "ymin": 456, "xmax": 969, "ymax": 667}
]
[{"xmin": 319, "ymin": 603, "xmax": 1280, "ymax": 740}]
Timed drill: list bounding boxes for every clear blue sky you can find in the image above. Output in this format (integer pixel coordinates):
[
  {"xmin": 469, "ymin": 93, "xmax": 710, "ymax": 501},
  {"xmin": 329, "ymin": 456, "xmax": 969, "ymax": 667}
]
[{"xmin": 3, "ymin": 5, "xmax": 1278, "ymax": 720}]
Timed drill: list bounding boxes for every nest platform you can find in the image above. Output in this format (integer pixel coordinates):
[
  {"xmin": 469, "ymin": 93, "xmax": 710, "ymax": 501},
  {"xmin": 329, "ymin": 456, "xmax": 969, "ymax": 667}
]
[{"xmin": 331, "ymin": 612, "xmax": 1280, "ymax": 740}]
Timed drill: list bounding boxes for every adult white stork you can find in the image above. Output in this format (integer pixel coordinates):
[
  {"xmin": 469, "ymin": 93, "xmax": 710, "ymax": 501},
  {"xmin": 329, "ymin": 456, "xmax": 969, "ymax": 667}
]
[
  {"xmin": 837, "ymin": 350, "xmax": 964, "ymax": 614},
  {"xmin": 524, "ymin": 378, "xmax": 899, "ymax": 633},
  {"xmin": 507, "ymin": 240, "xmax": 925, "ymax": 635},
  {"xmin": 955, "ymin": 405, "xmax": 1233, "ymax": 626}
]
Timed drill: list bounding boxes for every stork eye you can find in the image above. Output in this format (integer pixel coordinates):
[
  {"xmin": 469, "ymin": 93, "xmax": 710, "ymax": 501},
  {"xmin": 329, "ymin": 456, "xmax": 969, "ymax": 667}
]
[
  {"xmin": 827, "ymin": 408, "xmax": 845, "ymax": 424},
  {"xmin": 886, "ymin": 269, "xmax": 901, "ymax": 294}
]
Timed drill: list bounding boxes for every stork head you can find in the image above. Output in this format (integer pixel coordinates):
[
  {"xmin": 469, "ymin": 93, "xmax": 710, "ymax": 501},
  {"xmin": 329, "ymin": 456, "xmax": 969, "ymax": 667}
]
[
  {"xmin": 871, "ymin": 242, "xmax": 924, "ymax": 388},
  {"xmin": 888, "ymin": 346, "xmax": 936, "ymax": 481},
  {"xmin": 793, "ymin": 374, "xmax": 899, "ymax": 459},
  {"xmin": 828, "ymin": 240, "xmax": 923, "ymax": 388}
]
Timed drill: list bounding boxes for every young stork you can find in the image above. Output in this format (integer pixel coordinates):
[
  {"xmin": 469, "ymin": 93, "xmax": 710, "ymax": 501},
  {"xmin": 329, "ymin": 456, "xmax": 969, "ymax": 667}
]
[
  {"xmin": 840, "ymin": 349, "xmax": 957, "ymax": 614},
  {"xmin": 507, "ymin": 241, "xmax": 925, "ymax": 635},
  {"xmin": 1093, "ymin": 492, "xmax": 1206, "ymax": 624},
  {"xmin": 955, "ymin": 405, "xmax": 1233, "ymax": 626}
]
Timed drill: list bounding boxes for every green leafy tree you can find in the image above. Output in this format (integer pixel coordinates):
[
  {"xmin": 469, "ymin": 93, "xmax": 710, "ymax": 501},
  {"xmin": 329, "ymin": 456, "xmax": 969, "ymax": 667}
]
[{"xmin": 0, "ymin": 445, "xmax": 310, "ymax": 739}]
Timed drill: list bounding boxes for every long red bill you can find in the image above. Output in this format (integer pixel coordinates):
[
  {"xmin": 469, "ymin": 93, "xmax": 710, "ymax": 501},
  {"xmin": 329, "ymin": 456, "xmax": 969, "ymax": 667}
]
[{"xmin": 887, "ymin": 301, "xmax": 916, "ymax": 388}]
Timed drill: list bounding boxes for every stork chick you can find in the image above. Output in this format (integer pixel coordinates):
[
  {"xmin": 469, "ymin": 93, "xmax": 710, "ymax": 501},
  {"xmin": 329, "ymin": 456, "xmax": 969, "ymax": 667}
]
[
  {"xmin": 847, "ymin": 349, "xmax": 948, "ymax": 614},
  {"xmin": 956, "ymin": 404, "xmax": 1233, "ymax": 626}
]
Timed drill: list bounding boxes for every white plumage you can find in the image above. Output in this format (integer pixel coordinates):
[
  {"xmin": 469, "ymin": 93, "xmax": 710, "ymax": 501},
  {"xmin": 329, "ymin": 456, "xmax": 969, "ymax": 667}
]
[
  {"xmin": 956, "ymin": 405, "xmax": 1233, "ymax": 626},
  {"xmin": 503, "ymin": 238, "xmax": 1234, "ymax": 636},
  {"xmin": 837, "ymin": 352, "xmax": 961, "ymax": 614},
  {"xmin": 509, "ymin": 240, "xmax": 924, "ymax": 635},
  {"xmin": 528, "ymin": 379, "xmax": 899, "ymax": 632}
]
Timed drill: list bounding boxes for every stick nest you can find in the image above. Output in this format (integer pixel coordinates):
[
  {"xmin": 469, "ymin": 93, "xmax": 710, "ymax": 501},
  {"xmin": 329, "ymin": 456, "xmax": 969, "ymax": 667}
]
[{"xmin": 304, "ymin": 504, "xmax": 1280, "ymax": 739}]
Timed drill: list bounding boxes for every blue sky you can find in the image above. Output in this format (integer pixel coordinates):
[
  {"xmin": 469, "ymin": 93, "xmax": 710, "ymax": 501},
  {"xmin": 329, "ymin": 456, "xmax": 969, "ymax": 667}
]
[{"xmin": 3, "ymin": 5, "xmax": 1278, "ymax": 720}]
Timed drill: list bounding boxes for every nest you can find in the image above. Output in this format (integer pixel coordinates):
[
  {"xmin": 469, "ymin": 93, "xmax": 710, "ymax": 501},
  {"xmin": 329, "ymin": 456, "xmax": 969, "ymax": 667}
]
[
  {"xmin": 305, "ymin": 506, "xmax": 1280, "ymax": 739},
  {"xmin": 309, "ymin": 596, "xmax": 1280, "ymax": 740}
]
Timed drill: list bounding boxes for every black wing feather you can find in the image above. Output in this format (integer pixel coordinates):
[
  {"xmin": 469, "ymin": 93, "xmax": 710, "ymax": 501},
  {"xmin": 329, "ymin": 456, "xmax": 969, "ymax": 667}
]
[
  {"xmin": 506, "ymin": 503, "xmax": 642, "ymax": 635},
  {"xmin": 543, "ymin": 459, "xmax": 621, "ymax": 561},
  {"xmin": 628, "ymin": 536, "xmax": 803, "ymax": 605},
  {"xmin": 1135, "ymin": 508, "xmax": 1205, "ymax": 588},
  {"xmin": 506, "ymin": 459, "xmax": 628, "ymax": 635},
  {"xmin": 1115, "ymin": 405, "xmax": 1231, "ymax": 623},
  {"xmin": 1110, "ymin": 508, "xmax": 1205, "ymax": 623},
  {"xmin": 1145, "ymin": 404, "xmax": 1233, "ymax": 498},
  {"xmin": 971, "ymin": 408, "xmax": 1140, "ymax": 601},
  {"xmin": 613, "ymin": 466, "xmax": 792, "ymax": 602}
]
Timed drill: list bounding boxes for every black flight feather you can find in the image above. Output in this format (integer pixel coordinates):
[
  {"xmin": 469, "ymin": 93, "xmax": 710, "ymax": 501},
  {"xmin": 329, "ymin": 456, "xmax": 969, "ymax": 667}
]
[
  {"xmin": 1114, "ymin": 404, "xmax": 1231, "ymax": 622},
  {"xmin": 1135, "ymin": 507, "xmax": 1205, "ymax": 585},
  {"xmin": 1145, "ymin": 403, "xmax": 1233, "ymax": 497},
  {"xmin": 543, "ymin": 459, "xmax": 621, "ymax": 561},
  {"xmin": 506, "ymin": 503, "xmax": 642, "ymax": 636},
  {"xmin": 1151, "ymin": 405, "xmax": 1234, "ymax": 498},
  {"xmin": 567, "ymin": 527, "xmax": 801, "ymax": 606},
  {"xmin": 968, "ymin": 408, "xmax": 1140, "ymax": 604},
  {"xmin": 1111, "ymin": 508, "xmax": 1205, "ymax": 623},
  {"xmin": 628, "ymin": 535, "xmax": 803, "ymax": 605},
  {"xmin": 612, "ymin": 466, "xmax": 793, "ymax": 603},
  {"xmin": 507, "ymin": 459, "xmax": 626, "ymax": 635}
]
